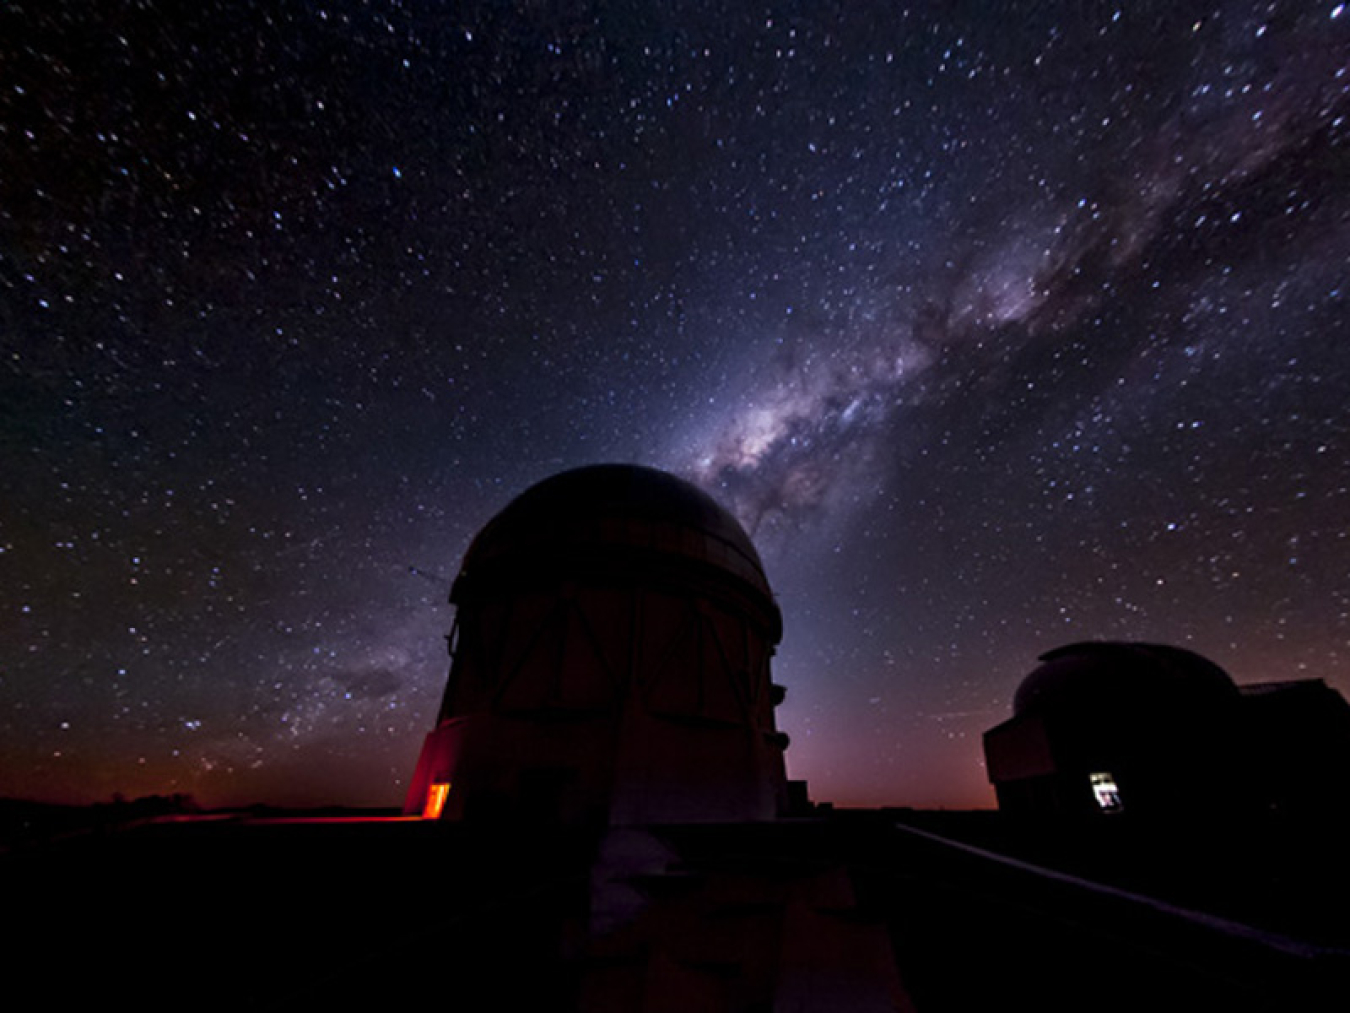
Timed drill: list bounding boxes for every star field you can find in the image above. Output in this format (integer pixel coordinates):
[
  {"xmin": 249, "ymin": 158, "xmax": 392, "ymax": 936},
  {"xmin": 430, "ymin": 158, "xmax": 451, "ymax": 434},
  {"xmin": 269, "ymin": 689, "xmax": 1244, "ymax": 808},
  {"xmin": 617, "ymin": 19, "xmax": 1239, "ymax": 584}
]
[{"xmin": 3, "ymin": 1, "xmax": 1348, "ymax": 809}]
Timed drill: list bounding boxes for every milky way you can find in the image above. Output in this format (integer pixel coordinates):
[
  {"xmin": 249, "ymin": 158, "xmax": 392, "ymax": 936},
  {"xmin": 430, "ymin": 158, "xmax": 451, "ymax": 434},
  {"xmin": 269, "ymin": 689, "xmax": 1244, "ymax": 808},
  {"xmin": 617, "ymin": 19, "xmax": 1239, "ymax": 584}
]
[
  {"xmin": 3, "ymin": 1, "xmax": 1348, "ymax": 809},
  {"xmin": 686, "ymin": 8, "xmax": 1348, "ymax": 539}
]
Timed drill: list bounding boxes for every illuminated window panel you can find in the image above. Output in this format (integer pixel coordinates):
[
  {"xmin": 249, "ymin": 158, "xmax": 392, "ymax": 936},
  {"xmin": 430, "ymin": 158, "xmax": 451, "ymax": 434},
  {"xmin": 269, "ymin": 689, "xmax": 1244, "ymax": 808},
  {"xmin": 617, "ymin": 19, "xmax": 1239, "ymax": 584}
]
[
  {"xmin": 424, "ymin": 782, "xmax": 451, "ymax": 819},
  {"xmin": 1089, "ymin": 772, "xmax": 1123, "ymax": 813}
]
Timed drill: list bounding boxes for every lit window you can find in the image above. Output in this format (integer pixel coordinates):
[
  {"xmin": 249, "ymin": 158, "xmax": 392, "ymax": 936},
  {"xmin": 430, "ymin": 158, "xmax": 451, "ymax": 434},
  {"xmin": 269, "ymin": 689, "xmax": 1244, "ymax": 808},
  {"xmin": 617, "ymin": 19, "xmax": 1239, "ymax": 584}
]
[
  {"xmin": 424, "ymin": 781, "xmax": 451, "ymax": 819},
  {"xmin": 1090, "ymin": 772, "xmax": 1123, "ymax": 813}
]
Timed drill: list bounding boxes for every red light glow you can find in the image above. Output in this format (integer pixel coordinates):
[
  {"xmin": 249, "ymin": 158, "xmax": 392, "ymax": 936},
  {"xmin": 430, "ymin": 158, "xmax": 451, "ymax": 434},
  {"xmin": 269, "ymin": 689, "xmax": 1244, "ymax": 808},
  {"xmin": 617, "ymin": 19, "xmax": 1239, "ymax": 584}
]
[{"xmin": 424, "ymin": 781, "xmax": 450, "ymax": 819}]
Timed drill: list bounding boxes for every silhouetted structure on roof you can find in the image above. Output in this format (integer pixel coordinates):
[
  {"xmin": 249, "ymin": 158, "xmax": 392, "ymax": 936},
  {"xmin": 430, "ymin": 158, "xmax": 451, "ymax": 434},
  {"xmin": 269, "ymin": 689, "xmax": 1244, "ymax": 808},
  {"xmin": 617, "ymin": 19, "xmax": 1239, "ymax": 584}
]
[
  {"xmin": 405, "ymin": 463, "xmax": 796, "ymax": 826},
  {"xmin": 984, "ymin": 641, "xmax": 1350, "ymax": 818},
  {"xmin": 1235, "ymin": 677, "xmax": 1350, "ymax": 816}
]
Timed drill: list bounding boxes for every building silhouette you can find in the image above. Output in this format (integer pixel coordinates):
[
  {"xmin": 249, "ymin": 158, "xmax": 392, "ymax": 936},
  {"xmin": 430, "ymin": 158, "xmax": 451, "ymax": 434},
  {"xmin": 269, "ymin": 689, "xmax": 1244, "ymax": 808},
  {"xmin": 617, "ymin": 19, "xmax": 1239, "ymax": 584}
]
[
  {"xmin": 404, "ymin": 463, "xmax": 796, "ymax": 826},
  {"xmin": 398, "ymin": 464, "xmax": 906, "ymax": 1009},
  {"xmin": 984, "ymin": 641, "xmax": 1350, "ymax": 818}
]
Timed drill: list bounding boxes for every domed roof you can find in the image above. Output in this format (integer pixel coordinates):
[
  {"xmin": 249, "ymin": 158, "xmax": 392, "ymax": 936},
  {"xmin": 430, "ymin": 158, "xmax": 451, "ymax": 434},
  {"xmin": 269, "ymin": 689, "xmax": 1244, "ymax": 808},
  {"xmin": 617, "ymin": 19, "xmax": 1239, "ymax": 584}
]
[
  {"xmin": 1013, "ymin": 641, "xmax": 1238, "ymax": 718},
  {"xmin": 455, "ymin": 463, "xmax": 775, "ymax": 606}
]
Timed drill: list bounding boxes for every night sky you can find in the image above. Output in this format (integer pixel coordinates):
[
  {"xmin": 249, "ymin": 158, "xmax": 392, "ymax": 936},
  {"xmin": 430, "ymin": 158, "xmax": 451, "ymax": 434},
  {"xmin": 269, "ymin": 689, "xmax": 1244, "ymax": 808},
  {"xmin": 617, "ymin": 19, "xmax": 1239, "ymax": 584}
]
[{"xmin": 3, "ymin": 1, "xmax": 1348, "ymax": 810}]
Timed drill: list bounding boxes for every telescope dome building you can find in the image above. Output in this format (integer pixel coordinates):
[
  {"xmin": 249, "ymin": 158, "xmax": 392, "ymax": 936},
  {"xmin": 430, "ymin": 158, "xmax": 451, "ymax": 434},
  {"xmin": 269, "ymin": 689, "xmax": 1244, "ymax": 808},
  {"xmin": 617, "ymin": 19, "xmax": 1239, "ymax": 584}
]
[
  {"xmin": 984, "ymin": 641, "xmax": 1244, "ymax": 817},
  {"xmin": 404, "ymin": 463, "xmax": 792, "ymax": 826},
  {"xmin": 984, "ymin": 640, "xmax": 1350, "ymax": 819}
]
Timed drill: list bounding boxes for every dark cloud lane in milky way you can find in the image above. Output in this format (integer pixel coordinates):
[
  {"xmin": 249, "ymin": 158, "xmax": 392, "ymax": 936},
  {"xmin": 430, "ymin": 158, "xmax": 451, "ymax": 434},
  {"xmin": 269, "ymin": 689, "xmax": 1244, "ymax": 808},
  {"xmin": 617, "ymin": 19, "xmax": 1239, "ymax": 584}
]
[{"xmin": 2, "ymin": 1, "xmax": 1348, "ymax": 809}]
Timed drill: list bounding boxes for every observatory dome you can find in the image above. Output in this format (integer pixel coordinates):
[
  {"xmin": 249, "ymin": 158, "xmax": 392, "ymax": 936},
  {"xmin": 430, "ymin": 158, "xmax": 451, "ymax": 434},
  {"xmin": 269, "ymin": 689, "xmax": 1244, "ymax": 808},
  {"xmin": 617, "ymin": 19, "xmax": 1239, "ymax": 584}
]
[
  {"xmin": 1012, "ymin": 640, "xmax": 1238, "ymax": 718},
  {"xmin": 453, "ymin": 463, "xmax": 778, "ymax": 633},
  {"xmin": 406, "ymin": 463, "xmax": 792, "ymax": 825}
]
